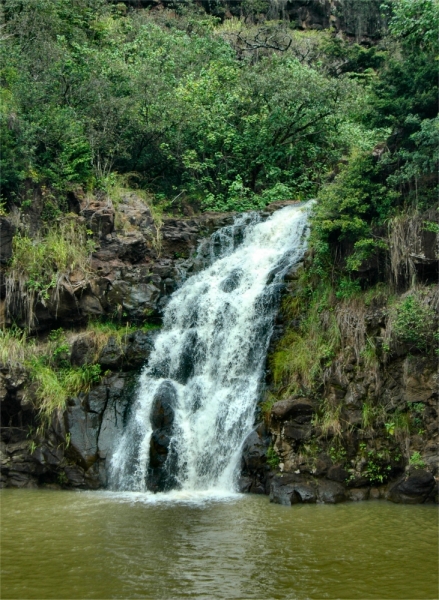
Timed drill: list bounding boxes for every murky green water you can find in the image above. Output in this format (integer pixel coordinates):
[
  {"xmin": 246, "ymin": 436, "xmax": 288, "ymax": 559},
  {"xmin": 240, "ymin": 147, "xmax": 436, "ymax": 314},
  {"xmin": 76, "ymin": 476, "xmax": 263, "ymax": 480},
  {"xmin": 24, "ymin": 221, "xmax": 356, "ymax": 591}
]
[{"xmin": 1, "ymin": 490, "xmax": 437, "ymax": 599}]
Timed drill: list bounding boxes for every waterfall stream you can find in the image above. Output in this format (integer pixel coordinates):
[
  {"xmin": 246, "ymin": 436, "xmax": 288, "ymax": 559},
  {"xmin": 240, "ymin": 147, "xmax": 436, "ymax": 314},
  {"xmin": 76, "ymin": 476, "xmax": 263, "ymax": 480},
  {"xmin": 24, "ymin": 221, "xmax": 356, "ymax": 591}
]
[{"xmin": 110, "ymin": 203, "xmax": 311, "ymax": 495}]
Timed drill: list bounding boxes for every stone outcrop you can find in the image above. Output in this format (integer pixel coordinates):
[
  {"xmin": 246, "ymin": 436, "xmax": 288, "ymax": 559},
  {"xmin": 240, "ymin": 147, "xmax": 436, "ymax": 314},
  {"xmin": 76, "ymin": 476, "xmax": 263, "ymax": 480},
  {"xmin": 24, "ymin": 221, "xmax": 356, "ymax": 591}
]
[
  {"xmin": 0, "ymin": 329, "xmax": 157, "ymax": 490},
  {"xmin": 246, "ymin": 267, "xmax": 438, "ymax": 505},
  {"xmin": 147, "ymin": 380, "xmax": 179, "ymax": 492},
  {"xmin": 1, "ymin": 193, "xmax": 236, "ymax": 330},
  {"xmin": 127, "ymin": 1, "xmax": 386, "ymax": 42}
]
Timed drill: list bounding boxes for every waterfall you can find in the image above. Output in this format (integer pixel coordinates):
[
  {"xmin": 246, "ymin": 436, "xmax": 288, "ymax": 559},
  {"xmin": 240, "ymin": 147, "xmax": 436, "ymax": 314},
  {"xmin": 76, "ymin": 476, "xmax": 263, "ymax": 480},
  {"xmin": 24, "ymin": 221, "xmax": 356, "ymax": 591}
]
[{"xmin": 110, "ymin": 203, "xmax": 311, "ymax": 494}]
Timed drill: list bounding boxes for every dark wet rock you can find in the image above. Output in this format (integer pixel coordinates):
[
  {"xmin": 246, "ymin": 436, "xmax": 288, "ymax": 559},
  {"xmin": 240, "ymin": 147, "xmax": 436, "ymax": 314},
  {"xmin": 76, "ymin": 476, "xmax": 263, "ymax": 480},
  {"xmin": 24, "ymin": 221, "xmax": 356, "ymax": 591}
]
[
  {"xmin": 65, "ymin": 406, "xmax": 100, "ymax": 469},
  {"xmin": 98, "ymin": 337, "xmax": 124, "ymax": 369},
  {"xmin": 150, "ymin": 381, "xmax": 177, "ymax": 431},
  {"xmin": 388, "ymin": 469, "xmax": 435, "ymax": 504},
  {"xmin": 79, "ymin": 293, "xmax": 104, "ymax": 316},
  {"xmin": 87, "ymin": 386, "xmax": 108, "ymax": 415},
  {"xmin": 6, "ymin": 471, "xmax": 38, "ymax": 488},
  {"xmin": 70, "ymin": 333, "xmax": 98, "ymax": 366},
  {"xmin": 122, "ymin": 330, "xmax": 157, "ymax": 369},
  {"xmin": 148, "ymin": 381, "xmax": 179, "ymax": 492},
  {"xmin": 283, "ymin": 424, "xmax": 311, "ymax": 441},
  {"xmin": 270, "ymin": 473, "xmax": 317, "ymax": 505},
  {"xmin": 97, "ymin": 375, "xmax": 130, "ymax": 462},
  {"xmin": 346, "ymin": 473, "xmax": 371, "ymax": 488},
  {"xmin": 220, "ymin": 268, "xmax": 243, "ymax": 293},
  {"xmin": 316, "ymin": 480, "xmax": 347, "ymax": 504},
  {"xmin": 271, "ymin": 397, "xmax": 315, "ymax": 421},
  {"xmin": 64, "ymin": 465, "xmax": 86, "ymax": 487},
  {"xmin": 327, "ymin": 465, "xmax": 349, "ymax": 483},
  {"xmin": 0, "ymin": 217, "xmax": 15, "ymax": 264},
  {"xmin": 238, "ymin": 475, "xmax": 253, "ymax": 493},
  {"xmin": 174, "ymin": 330, "xmax": 199, "ymax": 384},
  {"xmin": 240, "ymin": 423, "xmax": 271, "ymax": 494},
  {"xmin": 242, "ymin": 425, "xmax": 270, "ymax": 473}
]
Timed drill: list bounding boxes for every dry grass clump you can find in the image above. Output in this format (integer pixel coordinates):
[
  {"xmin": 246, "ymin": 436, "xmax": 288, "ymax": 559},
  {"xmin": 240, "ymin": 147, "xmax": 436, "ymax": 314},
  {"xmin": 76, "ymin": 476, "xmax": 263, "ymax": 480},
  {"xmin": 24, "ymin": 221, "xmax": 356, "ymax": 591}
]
[
  {"xmin": 335, "ymin": 298, "xmax": 366, "ymax": 363},
  {"xmin": 313, "ymin": 399, "xmax": 343, "ymax": 438},
  {"xmin": 387, "ymin": 213, "xmax": 422, "ymax": 290},
  {"xmin": 0, "ymin": 328, "xmax": 41, "ymax": 368}
]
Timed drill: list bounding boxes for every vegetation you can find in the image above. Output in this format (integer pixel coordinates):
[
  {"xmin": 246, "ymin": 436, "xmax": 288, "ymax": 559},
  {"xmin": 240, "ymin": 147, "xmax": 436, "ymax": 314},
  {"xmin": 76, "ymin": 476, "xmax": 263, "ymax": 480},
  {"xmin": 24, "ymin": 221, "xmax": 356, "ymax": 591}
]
[
  {"xmin": 409, "ymin": 451, "xmax": 426, "ymax": 470},
  {"xmin": 266, "ymin": 445, "xmax": 280, "ymax": 469},
  {"xmin": 6, "ymin": 216, "xmax": 95, "ymax": 329},
  {"xmin": 0, "ymin": 0, "xmax": 437, "ymax": 478},
  {"xmin": 0, "ymin": 319, "xmax": 157, "ymax": 425},
  {"xmin": 2, "ymin": 0, "xmax": 435, "ymax": 220},
  {"xmin": 390, "ymin": 292, "xmax": 437, "ymax": 352}
]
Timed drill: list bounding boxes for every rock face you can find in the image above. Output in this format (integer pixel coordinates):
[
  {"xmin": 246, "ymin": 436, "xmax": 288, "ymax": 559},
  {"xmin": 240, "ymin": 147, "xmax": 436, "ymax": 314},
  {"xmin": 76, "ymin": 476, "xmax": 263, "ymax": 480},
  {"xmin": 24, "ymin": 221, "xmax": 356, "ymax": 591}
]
[
  {"xmin": 0, "ymin": 217, "xmax": 15, "ymax": 265},
  {"xmin": 135, "ymin": 1, "xmax": 386, "ymax": 42},
  {"xmin": 258, "ymin": 266, "xmax": 438, "ymax": 506},
  {"xmin": 388, "ymin": 470, "xmax": 436, "ymax": 504},
  {"xmin": 239, "ymin": 423, "xmax": 271, "ymax": 494},
  {"xmin": 147, "ymin": 381, "xmax": 179, "ymax": 492},
  {"xmin": 2, "ymin": 193, "xmax": 236, "ymax": 330},
  {"xmin": 0, "ymin": 328, "xmax": 155, "ymax": 490},
  {"xmin": 1, "ymin": 198, "xmax": 437, "ymax": 503}
]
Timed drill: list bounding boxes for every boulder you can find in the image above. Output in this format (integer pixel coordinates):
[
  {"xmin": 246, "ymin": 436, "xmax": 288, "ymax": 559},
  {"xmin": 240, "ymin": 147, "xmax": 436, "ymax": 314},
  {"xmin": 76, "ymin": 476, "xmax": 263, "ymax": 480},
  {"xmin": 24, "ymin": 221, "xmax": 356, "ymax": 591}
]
[
  {"xmin": 87, "ymin": 385, "xmax": 108, "ymax": 415},
  {"xmin": 147, "ymin": 381, "xmax": 179, "ymax": 492},
  {"xmin": 241, "ymin": 426, "xmax": 270, "ymax": 473},
  {"xmin": 270, "ymin": 473, "xmax": 317, "ymax": 505},
  {"xmin": 271, "ymin": 397, "xmax": 315, "ymax": 421},
  {"xmin": 316, "ymin": 480, "xmax": 347, "ymax": 504},
  {"xmin": 388, "ymin": 469, "xmax": 435, "ymax": 504},
  {"xmin": 65, "ymin": 404, "xmax": 100, "ymax": 469},
  {"xmin": 70, "ymin": 333, "xmax": 98, "ymax": 366},
  {"xmin": 123, "ymin": 330, "xmax": 157, "ymax": 369},
  {"xmin": 98, "ymin": 337, "xmax": 124, "ymax": 369},
  {"xmin": 327, "ymin": 465, "xmax": 349, "ymax": 483},
  {"xmin": 348, "ymin": 487, "xmax": 370, "ymax": 502},
  {"xmin": 283, "ymin": 424, "xmax": 310, "ymax": 440},
  {"xmin": 64, "ymin": 465, "xmax": 86, "ymax": 488},
  {"xmin": 80, "ymin": 198, "xmax": 114, "ymax": 238}
]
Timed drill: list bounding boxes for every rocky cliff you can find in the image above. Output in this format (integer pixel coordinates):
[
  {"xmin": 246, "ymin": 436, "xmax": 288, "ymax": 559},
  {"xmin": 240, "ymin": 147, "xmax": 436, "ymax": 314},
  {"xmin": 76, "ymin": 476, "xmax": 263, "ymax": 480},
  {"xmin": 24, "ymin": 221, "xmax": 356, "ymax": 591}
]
[
  {"xmin": 121, "ymin": 0, "xmax": 386, "ymax": 42},
  {"xmin": 1, "ymin": 197, "xmax": 437, "ymax": 504},
  {"xmin": 0, "ymin": 192, "xmax": 235, "ymax": 489},
  {"xmin": 240, "ymin": 211, "xmax": 438, "ymax": 505}
]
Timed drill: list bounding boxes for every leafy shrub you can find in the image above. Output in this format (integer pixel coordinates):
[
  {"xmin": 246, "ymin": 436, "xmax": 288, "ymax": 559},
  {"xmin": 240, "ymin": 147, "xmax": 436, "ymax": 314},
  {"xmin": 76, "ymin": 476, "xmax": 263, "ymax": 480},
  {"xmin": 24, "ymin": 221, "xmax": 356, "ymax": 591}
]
[
  {"xmin": 29, "ymin": 359, "xmax": 102, "ymax": 425},
  {"xmin": 391, "ymin": 294, "xmax": 437, "ymax": 351},
  {"xmin": 364, "ymin": 450, "xmax": 392, "ymax": 484}
]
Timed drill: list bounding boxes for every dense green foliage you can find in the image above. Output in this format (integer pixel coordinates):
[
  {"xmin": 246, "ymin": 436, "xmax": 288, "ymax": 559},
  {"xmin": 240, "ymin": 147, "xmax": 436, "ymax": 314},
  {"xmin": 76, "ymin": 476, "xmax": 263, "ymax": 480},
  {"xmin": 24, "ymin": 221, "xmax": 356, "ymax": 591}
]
[
  {"xmin": 0, "ymin": 0, "xmax": 394, "ymax": 213},
  {"xmin": 312, "ymin": 0, "xmax": 438, "ymax": 278},
  {"xmin": 1, "ymin": 0, "xmax": 437, "ymax": 293}
]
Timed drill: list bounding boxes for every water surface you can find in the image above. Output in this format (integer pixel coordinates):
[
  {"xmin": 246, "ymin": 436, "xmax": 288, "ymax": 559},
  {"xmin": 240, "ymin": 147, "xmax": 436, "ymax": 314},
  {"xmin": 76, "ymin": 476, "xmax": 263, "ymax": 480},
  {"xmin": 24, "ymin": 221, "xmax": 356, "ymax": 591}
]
[{"xmin": 1, "ymin": 490, "xmax": 437, "ymax": 599}]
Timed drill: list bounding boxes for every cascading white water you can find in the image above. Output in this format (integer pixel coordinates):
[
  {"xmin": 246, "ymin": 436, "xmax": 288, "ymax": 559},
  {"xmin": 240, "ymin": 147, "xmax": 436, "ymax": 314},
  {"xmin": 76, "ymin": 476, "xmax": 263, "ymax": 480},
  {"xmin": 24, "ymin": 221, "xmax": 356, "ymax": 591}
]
[{"xmin": 110, "ymin": 203, "xmax": 311, "ymax": 495}]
